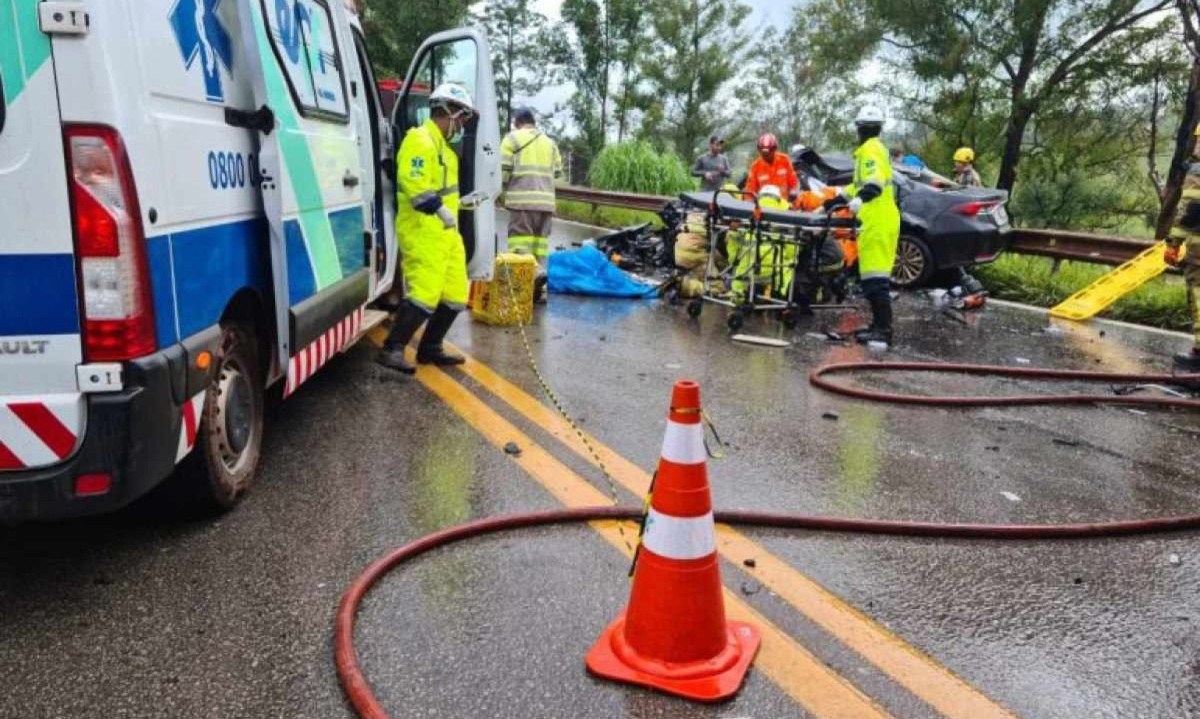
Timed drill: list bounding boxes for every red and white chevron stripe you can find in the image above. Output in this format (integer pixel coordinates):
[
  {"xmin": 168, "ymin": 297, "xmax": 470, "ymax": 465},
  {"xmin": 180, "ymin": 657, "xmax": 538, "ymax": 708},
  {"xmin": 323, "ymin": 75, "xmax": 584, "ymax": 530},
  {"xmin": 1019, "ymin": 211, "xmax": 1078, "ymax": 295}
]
[
  {"xmin": 175, "ymin": 390, "xmax": 207, "ymax": 463},
  {"xmin": 0, "ymin": 395, "xmax": 83, "ymax": 471},
  {"xmin": 284, "ymin": 307, "xmax": 364, "ymax": 398}
]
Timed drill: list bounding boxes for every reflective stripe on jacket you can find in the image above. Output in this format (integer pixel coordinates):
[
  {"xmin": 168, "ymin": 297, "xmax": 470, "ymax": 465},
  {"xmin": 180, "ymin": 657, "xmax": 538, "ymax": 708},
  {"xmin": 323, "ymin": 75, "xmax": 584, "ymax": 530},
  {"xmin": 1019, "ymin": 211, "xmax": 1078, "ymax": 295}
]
[
  {"xmin": 847, "ymin": 137, "xmax": 900, "ymax": 279},
  {"xmin": 395, "ymin": 119, "xmax": 468, "ymax": 309},
  {"xmin": 501, "ymin": 128, "xmax": 562, "ymax": 212}
]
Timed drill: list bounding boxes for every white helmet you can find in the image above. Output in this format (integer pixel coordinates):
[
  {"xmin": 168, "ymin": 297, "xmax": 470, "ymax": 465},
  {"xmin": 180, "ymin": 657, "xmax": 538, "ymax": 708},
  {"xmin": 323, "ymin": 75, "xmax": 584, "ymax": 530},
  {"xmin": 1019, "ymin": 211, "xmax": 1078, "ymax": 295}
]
[
  {"xmin": 429, "ymin": 83, "xmax": 475, "ymax": 115},
  {"xmin": 759, "ymin": 184, "xmax": 782, "ymax": 201},
  {"xmin": 853, "ymin": 105, "xmax": 885, "ymax": 127}
]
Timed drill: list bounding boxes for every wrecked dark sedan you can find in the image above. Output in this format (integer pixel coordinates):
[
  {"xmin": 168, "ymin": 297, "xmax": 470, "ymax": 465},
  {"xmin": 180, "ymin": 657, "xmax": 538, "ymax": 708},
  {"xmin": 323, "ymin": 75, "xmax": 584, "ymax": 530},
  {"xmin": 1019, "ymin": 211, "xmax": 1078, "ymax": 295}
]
[{"xmin": 790, "ymin": 147, "xmax": 1011, "ymax": 288}]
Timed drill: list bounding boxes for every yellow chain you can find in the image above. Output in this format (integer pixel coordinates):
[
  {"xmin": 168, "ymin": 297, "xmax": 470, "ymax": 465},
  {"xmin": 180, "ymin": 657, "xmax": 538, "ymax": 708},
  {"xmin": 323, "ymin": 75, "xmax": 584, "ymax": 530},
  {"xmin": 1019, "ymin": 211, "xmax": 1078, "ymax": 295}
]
[{"xmin": 499, "ymin": 263, "xmax": 635, "ymax": 554}]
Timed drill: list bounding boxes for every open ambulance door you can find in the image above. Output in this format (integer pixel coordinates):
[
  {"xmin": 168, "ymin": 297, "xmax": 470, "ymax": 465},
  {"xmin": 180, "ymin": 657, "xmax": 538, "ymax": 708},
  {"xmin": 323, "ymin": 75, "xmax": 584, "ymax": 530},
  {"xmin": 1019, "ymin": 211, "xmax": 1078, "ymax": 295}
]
[
  {"xmin": 234, "ymin": 0, "xmax": 372, "ymax": 395},
  {"xmin": 390, "ymin": 29, "xmax": 501, "ymax": 280}
]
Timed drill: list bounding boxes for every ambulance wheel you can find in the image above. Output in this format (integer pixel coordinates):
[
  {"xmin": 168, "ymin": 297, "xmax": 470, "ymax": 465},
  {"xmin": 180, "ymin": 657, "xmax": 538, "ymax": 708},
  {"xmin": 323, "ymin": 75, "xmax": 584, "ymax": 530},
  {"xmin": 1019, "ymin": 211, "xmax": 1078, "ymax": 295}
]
[
  {"xmin": 687, "ymin": 299, "xmax": 703, "ymax": 318},
  {"xmin": 727, "ymin": 312, "xmax": 745, "ymax": 332},
  {"xmin": 195, "ymin": 322, "xmax": 264, "ymax": 511}
]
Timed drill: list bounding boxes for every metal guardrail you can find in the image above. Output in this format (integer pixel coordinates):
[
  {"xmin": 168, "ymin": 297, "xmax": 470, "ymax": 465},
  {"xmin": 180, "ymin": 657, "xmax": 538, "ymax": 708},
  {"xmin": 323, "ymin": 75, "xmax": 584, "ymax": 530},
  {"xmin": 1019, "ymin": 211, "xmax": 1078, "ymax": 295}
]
[
  {"xmin": 557, "ymin": 185, "xmax": 673, "ymax": 212},
  {"xmin": 1006, "ymin": 229, "xmax": 1152, "ymax": 266},
  {"xmin": 557, "ymin": 184, "xmax": 1154, "ymax": 267}
]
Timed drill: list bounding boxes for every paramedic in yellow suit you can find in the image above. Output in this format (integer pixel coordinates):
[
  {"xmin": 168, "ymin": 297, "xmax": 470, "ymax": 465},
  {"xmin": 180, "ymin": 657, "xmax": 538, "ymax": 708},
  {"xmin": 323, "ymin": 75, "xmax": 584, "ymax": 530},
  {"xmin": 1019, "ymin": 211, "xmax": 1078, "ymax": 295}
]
[
  {"xmin": 727, "ymin": 184, "xmax": 792, "ymax": 301},
  {"xmin": 824, "ymin": 105, "xmax": 901, "ymax": 346},
  {"xmin": 1164, "ymin": 125, "xmax": 1200, "ymax": 371},
  {"xmin": 377, "ymin": 83, "xmax": 475, "ymax": 374}
]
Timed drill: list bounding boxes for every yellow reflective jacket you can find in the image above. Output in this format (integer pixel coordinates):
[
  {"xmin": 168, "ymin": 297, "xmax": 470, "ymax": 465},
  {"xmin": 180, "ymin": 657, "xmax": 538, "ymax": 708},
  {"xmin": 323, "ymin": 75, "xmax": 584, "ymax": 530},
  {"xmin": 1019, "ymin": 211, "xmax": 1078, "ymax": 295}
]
[
  {"xmin": 500, "ymin": 127, "xmax": 562, "ymax": 212},
  {"xmin": 396, "ymin": 118, "xmax": 460, "ymax": 244},
  {"xmin": 1169, "ymin": 155, "xmax": 1200, "ymax": 248},
  {"xmin": 846, "ymin": 137, "xmax": 900, "ymax": 279}
]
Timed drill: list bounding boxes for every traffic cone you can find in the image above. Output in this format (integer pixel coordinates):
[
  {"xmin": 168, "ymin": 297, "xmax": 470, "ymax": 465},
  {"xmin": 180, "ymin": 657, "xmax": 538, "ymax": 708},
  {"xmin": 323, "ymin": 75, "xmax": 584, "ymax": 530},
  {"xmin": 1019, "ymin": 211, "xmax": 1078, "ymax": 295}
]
[{"xmin": 586, "ymin": 380, "xmax": 760, "ymax": 702}]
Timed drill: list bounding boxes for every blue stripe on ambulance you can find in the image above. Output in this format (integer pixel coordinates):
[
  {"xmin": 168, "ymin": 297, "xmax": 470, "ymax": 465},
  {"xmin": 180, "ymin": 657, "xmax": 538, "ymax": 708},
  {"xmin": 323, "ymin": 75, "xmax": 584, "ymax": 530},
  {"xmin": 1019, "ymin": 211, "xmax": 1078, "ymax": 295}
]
[
  {"xmin": 145, "ymin": 209, "xmax": 364, "ymax": 350},
  {"xmin": 283, "ymin": 220, "xmax": 317, "ymax": 306},
  {"xmin": 328, "ymin": 206, "xmax": 367, "ymax": 278},
  {"xmin": 145, "ymin": 237, "xmax": 179, "ymax": 346},
  {"xmin": 146, "ymin": 219, "xmax": 271, "ymax": 346},
  {"xmin": 0, "ymin": 254, "xmax": 79, "ymax": 336}
]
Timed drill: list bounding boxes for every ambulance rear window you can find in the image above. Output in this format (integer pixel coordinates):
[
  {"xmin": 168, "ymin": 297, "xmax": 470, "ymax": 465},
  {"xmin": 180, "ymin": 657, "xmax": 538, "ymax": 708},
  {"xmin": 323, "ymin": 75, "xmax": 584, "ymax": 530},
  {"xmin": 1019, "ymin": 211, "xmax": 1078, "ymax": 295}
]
[{"xmin": 264, "ymin": 0, "xmax": 349, "ymax": 123}]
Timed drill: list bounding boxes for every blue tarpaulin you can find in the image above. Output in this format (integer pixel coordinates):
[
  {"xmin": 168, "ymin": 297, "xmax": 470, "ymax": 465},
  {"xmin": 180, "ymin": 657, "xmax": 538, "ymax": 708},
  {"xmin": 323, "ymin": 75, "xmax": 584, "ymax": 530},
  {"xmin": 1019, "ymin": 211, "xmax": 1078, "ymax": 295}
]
[{"xmin": 547, "ymin": 246, "xmax": 657, "ymax": 298}]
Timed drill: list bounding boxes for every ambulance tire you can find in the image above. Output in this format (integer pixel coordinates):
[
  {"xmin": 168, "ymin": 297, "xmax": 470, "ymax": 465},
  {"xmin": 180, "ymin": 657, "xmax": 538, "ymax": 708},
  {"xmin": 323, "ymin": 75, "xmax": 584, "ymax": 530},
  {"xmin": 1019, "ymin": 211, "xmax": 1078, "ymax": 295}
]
[{"xmin": 193, "ymin": 322, "xmax": 265, "ymax": 512}]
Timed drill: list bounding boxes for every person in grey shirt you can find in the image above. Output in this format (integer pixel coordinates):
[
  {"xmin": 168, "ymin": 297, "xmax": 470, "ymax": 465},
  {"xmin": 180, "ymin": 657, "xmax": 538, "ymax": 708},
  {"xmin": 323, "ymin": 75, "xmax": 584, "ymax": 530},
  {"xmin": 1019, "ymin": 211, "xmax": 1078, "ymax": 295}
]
[{"xmin": 693, "ymin": 135, "xmax": 731, "ymax": 191}]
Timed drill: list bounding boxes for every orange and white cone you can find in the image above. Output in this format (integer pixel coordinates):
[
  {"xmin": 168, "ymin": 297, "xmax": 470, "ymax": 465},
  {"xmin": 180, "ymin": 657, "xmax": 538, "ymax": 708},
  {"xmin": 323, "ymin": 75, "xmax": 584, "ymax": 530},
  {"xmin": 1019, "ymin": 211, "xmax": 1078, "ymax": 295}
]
[{"xmin": 586, "ymin": 380, "xmax": 760, "ymax": 702}]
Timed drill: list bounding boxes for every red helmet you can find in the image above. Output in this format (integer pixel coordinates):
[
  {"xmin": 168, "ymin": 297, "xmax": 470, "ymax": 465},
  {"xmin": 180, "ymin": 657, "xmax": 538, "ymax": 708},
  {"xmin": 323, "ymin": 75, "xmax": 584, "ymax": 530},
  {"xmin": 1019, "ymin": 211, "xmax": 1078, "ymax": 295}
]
[{"xmin": 757, "ymin": 133, "xmax": 778, "ymax": 150}]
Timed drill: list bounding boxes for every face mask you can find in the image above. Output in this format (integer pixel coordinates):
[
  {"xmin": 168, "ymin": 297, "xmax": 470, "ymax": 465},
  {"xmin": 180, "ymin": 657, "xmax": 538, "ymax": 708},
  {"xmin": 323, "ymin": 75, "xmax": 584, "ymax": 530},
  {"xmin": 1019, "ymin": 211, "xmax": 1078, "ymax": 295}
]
[{"xmin": 446, "ymin": 110, "xmax": 472, "ymax": 142}]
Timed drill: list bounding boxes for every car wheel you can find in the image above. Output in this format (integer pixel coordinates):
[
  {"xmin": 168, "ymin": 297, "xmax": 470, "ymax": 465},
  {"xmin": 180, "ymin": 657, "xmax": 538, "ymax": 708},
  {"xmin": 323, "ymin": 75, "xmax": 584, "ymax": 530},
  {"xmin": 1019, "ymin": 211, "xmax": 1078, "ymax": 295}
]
[
  {"xmin": 194, "ymin": 322, "xmax": 264, "ymax": 511},
  {"xmin": 892, "ymin": 235, "xmax": 934, "ymax": 289}
]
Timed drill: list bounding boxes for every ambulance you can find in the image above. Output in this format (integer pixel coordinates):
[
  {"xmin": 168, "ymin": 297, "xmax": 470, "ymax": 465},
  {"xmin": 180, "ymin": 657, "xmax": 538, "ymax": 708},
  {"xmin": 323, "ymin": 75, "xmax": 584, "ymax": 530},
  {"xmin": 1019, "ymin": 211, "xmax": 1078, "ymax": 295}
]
[{"xmin": 0, "ymin": 0, "xmax": 500, "ymax": 520}]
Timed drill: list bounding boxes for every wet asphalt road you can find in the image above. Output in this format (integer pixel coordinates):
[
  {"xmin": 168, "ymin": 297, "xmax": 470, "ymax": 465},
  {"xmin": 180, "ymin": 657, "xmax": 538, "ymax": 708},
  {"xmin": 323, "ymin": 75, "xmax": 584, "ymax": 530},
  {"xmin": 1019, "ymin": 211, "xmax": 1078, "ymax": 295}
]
[{"xmin": 3, "ymin": 275, "xmax": 1200, "ymax": 718}]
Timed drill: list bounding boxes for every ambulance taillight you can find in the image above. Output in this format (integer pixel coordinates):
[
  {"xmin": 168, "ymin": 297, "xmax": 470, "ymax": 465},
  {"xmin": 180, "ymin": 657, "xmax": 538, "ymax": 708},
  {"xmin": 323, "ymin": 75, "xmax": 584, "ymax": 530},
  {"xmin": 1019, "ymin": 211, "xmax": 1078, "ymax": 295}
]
[{"xmin": 64, "ymin": 125, "xmax": 156, "ymax": 362}]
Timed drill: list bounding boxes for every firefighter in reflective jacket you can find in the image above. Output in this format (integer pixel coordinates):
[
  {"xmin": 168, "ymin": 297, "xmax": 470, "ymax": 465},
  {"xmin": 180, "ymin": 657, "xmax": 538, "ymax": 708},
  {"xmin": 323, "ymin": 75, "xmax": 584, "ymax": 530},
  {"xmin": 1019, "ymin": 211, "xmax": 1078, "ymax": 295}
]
[
  {"xmin": 1164, "ymin": 125, "xmax": 1200, "ymax": 371},
  {"xmin": 501, "ymin": 106, "xmax": 562, "ymax": 269},
  {"xmin": 377, "ymin": 83, "xmax": 475, "ymax": 374},
  {"xmin": 824, "ymin": 106, "xmax": 901, "ymax": 345}
]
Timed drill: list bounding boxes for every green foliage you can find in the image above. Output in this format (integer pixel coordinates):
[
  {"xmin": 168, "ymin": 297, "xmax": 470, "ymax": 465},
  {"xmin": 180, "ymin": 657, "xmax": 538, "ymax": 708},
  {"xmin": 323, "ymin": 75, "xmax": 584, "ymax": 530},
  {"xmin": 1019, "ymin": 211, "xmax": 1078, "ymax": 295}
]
[
  {"xmin": 556, "ymin": 199, "xmax": 664, "ymax": 229},
  {"xmin": 587, "ymin": 141, "xmax": 696, "ymax": 195},
  {"xmin": 638, "ymin": 0, "xmax": 750, "ymax": 158},
  {"xmin": 737, "ymin": 11, "xmax": 859, "ymax": 152},
  {"xmin": 799, "ymin": 0, "xmax": 1183, "ymax": 197},
  {"xmin": 476, "ymin": 0, "xmax": 555, "ymax": 127},
  {"xmin": 974, "ymin": 254, "xmax": 1191, "ymax": 330},
  {"xmin": 553, "ymin": 0, "xmax": 648, "ymax": 153},
  {"xmin": 360, "ymin": 0, "xmax": 472, "ymax": 79}
]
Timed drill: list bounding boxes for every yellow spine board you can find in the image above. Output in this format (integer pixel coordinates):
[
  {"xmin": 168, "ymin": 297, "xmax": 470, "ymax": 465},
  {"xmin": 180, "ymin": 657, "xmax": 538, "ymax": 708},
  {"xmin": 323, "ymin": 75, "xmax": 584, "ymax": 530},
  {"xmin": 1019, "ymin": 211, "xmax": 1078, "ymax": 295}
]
[
  {"xmin": 469, "ymin": 253, "xmax": 537, "ymax": 326},
  {"xmin": 1049, "ymin": 242, "xmax": 1169, "ymax": 321}
]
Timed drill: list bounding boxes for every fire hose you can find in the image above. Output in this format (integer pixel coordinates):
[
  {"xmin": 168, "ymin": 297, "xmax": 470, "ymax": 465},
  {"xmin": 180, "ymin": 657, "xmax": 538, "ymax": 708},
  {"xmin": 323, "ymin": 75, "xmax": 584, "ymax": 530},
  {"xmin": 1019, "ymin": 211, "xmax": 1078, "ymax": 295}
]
[{"xmin": 336, "ymin": 362, "xmax": 1200, "ymax": 718}]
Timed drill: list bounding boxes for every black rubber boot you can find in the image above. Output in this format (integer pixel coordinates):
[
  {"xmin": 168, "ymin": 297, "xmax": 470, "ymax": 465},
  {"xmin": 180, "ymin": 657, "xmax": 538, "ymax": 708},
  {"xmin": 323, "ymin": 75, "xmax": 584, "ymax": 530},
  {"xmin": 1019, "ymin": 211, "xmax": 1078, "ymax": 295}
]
[
  {"xmin": 856, "ymin": 293, "xmax": 893, "ymax": 345},
  {"xmin": 1175, "ymin": 348, "xmax": 1200, "ymax": 372},
  {"xmin": 416, "ymin": 304, "xmax": 465, "ymax": 366},
  {"xmin": 376, "ymin": 302, "xmax": 429, "ymax": 374}
]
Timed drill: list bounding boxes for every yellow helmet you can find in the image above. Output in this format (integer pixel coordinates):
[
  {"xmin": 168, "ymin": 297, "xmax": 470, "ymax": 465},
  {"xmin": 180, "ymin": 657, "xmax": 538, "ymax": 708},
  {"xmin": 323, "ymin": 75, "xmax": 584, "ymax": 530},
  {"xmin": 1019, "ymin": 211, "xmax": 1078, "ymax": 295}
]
[{"xmin": 953, "ymin": 147, "xmax": 975, "ymax": 163}]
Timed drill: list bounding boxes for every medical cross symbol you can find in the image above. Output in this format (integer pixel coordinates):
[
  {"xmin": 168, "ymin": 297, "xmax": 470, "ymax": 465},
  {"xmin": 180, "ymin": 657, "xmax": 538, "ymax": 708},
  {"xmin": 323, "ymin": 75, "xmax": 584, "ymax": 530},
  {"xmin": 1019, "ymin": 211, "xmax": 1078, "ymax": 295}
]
[{"xmin": 169, "ymin": 0, "xmax": 233, "ymax": 103}]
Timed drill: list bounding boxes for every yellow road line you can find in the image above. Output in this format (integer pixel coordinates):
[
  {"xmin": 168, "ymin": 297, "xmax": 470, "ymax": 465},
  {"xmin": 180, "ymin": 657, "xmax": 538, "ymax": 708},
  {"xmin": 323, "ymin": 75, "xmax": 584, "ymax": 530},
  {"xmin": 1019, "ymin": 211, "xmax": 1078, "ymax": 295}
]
[
  {"xmin": 366, "ymin": 329, "xmax": 893, "ymax": 719},
  {"xmin": 447, "ymin": 343, "xmax": 1021, "ymax": 719}
]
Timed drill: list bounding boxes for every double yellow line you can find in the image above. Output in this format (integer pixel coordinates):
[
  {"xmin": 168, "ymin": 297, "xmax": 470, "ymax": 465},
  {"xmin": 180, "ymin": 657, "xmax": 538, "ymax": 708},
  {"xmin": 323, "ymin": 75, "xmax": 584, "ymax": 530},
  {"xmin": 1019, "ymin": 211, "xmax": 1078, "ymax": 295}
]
[{"xmin": 366, "ymin": 329, "xmax": 1020, "ymax": 719}]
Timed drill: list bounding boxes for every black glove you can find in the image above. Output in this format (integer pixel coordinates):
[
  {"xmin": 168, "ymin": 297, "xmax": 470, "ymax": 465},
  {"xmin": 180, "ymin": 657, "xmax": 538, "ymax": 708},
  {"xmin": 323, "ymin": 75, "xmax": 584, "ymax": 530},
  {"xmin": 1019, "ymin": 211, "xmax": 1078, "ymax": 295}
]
[
  {"xmin": 411, "ymin": 191, "xmax": 443, "ymax": 215},
  {"xmin": 822, "ymin": 195, "xmax": 847, "ymax": 212}
]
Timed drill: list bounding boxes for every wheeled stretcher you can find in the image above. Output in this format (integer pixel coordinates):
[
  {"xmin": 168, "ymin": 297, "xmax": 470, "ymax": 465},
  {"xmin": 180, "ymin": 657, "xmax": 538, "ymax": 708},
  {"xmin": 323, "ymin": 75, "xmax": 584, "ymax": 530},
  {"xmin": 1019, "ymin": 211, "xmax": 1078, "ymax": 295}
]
[{"xmin": 677, "ymin": 190, "xmax": 858, "ymax": 330}]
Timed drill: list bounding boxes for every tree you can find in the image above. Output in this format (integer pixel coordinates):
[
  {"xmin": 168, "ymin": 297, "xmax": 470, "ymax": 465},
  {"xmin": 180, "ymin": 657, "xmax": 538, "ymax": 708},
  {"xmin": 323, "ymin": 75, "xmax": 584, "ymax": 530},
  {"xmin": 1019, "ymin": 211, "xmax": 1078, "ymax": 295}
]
[
  {"xmin": 359, "ymin": 0, "xmax": 472, "ymax": 79},
  {"xmin": 638, "ymin": 0, "xmax": 749, "ymax": 159},
  {"xmin": 1159, "ymin": 0, "xmax": 1200, "ymax": 236},
  {"xmin": 805, "ymin": 0, "xmax": 1176, "ymax": 194},
  {"xmin": 477, "ymin": 0, "xmax": 555, "ymax": 128},
  {"xmin": 554, "ymin": 0, "xmax": 648, "ymax": 153},
  {"xmin": 740, "ymin": 11, "xmax": 861, "ymax": 152}
]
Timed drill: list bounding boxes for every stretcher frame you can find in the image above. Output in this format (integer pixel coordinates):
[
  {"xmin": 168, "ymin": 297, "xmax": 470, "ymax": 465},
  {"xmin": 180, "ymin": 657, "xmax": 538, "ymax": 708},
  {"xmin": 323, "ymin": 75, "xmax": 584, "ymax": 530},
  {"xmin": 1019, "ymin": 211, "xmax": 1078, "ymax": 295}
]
[{"xmin": 678, "ymin": 190, "xmax": 857, "ymax": 330}]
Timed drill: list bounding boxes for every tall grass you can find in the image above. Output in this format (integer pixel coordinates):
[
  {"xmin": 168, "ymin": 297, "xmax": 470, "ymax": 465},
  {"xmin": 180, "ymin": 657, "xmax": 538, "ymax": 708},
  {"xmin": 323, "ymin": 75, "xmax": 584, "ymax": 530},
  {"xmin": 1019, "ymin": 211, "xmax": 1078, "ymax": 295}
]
[
  {"xmin": 556, "ymin": 199, "xmax": 663, "ymax": 229},
  {"xmin": 588, "ymin": 141, "xmax": 696, "ymax": 195},
  {"xmin": 974, "ymin": 254, "xmax": 1191, "ymax": 331}
]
